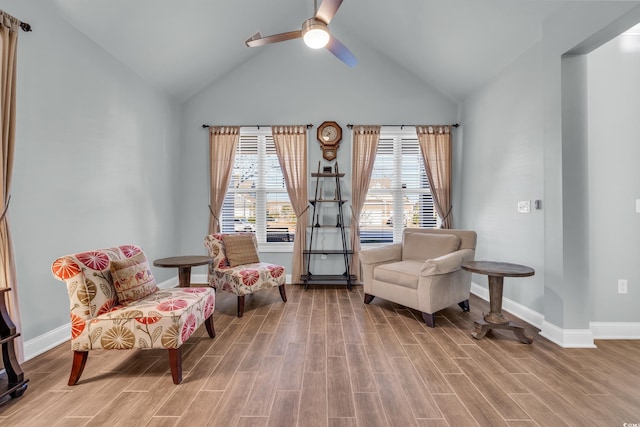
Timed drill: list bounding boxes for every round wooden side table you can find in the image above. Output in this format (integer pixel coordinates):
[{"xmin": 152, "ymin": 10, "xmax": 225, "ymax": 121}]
[
  {"xmin": 462, "ymin": 261, "xmax": 535, "ymax": 344},
  {"xmin": 153, "ymin": 255, "xmax": 213, "ymax": 288}
]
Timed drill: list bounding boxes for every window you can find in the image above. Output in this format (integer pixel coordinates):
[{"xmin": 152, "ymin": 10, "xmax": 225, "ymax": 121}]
[
  {"xmin": 359, "ymin": 127, "xmax": 438, "ymax": 244},
  {"xmin": 221, "ymin": 128, "xmax": 296, "ymax": 245}
]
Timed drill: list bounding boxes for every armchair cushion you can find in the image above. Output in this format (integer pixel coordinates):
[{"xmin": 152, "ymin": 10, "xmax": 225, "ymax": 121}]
[
  {"xmin": 223, "ymin": 233, "xmax": 260, "ymax": 267},
  {"xmin": 403, "ymin": 232, "xmax": 460, "ymax": 261},
  {"xmin": 213, "ymin": 264, "xmax": 281, "ymax": 294},
  {"xmin": 86, "ymin": 287, "xmax": 214, "ymax": 350},
  {"xmin": 373, "ymin": 261, "xmax": 423, "ymax": 289},
  {"xmin": 110, "ymin": 251, "xmax": 159, "ymax": 305}
]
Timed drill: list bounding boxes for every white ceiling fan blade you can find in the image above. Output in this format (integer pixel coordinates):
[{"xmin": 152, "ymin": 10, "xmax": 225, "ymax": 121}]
[
  {"xmin": 315, "ymin": 0, "xmax": 343, "ymax": 24},
  {"xmin": 326, "ymin": 36, "xmax": 357, "ymax": 67},
  {"xmin": 245, "ymin": 30, "xmax": 302, "ymax": 47}
]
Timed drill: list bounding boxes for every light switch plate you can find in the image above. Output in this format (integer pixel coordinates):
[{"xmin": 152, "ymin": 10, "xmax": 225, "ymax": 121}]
[
  {"xmin": 517, "ymin": 200, "xmax": 531, "ymax": 214},
  {"xmin": 618, "ymin": 279, "xmax": 628, "ymax": 294},
  {"xmin": 636, "ymin": 199, "xmax": 640, "ymax": 214}
]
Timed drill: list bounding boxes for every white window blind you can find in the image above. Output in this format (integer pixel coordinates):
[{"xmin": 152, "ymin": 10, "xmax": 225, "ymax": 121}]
[
  {"xmin": 359, "ymin": 127, "xmax": 438, "ymax": 244},
  {"xmin": 221, "ymin": 128, "xmax": 295, "ymax": 244}
]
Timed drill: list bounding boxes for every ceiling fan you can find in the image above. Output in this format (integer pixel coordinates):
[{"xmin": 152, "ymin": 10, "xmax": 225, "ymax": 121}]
[{"xmin": 245, "ymin": 0, "xmax": 357, "ymax": 67}]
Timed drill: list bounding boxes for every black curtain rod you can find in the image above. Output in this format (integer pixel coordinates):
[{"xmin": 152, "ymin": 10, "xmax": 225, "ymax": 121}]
[
  {"xmin": 202, "ymin": 124, "xmax": 314, "ymax": 129},
  {"xmin": 346, "ymin": 123, "xmax": 459, "ymax": 129},
  {"xmin": 0, "ymin": 10, "xmax": 32, "ymax": 31}
]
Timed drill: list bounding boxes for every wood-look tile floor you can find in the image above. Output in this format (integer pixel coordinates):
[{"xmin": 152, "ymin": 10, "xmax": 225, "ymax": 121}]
[{"xmin": 2, "ymin": 285, "xmax": 640, "ymax": 426}]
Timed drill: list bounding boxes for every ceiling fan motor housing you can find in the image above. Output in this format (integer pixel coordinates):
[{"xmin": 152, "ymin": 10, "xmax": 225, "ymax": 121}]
[{"xmin": 302, "ymin": 18, "xmax": 330, "ymax": 49}]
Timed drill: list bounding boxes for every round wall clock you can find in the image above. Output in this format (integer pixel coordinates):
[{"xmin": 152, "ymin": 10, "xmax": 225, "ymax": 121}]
[{"xmin": 317, "ymin": 121, "xmax": 342, "ymax": 161}]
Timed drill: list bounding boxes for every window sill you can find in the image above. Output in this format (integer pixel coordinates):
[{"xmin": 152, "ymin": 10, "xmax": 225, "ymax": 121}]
[{"xmin": 258, "ymin": 243, "xmax": 294, "ymax": 253}]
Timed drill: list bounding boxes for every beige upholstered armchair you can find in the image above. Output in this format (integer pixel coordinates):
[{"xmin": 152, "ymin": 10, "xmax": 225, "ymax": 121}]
[{"xmin": 360, "ymin": 228, "xmax": 477, "ymax": 327}]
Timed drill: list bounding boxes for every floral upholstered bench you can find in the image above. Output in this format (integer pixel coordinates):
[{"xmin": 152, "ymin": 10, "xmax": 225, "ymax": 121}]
[
  {"xmin": 51, "ymin": 244, "xmax": 215, "ymax": 385},
  {"xmin": 204, "ymin": 233, "xmax": 286, "ymax": 317}
]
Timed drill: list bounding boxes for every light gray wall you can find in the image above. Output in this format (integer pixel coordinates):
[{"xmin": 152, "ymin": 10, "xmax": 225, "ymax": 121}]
[
  {"xmin": 588, "ymin": 34, "xmax": 640, "ymax": 322},
  {"xmin": 542, "ymin": 2, "xmax": 640, "ymax": 329},
  {"xmin": 459, "ymin": 44, "xmax": 545, "ymax": 312},
  {"xmin": 4, "ymin": 1, "xmax": 182, "ymax": 341},
  {"xmin": 459, "ymin": 2, "xmax": 640, "ymax": 329},
  {"xmin": 560, "ymin": 53, "xmax": 591, "ymax": 329},
  {"xmin": 179, "ymin": 35, "xmax": 458, "ymax": 274}
]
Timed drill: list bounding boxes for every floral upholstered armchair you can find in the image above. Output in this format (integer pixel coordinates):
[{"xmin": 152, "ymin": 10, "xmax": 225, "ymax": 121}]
[
  {"xmin": 204, "ymin": 233, "xmax": 286, "ymax": 317},
  {"xmin": 51, "ymin": 244, "xmax": 215, "ymax": 385}
]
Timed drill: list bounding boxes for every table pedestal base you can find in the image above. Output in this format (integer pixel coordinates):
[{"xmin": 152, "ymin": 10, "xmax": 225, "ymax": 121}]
[
  {"xmin": 472, "ymin": 318, "xmax": 533, "ymax": 344},
  {"xmin": 178, "ymin": 267, "xmax": 191, "ymax": 288}
]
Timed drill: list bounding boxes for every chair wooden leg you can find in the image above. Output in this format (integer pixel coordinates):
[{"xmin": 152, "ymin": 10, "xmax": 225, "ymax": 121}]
[
  {"xmin": 458, "ymin": 299, "xmax": 470, "ymax": 312},
  {"xmin": 68, "ymin": 351, "xmax": 88, "ymax": 386},
  {"xmin": 278, "ymin": 284, "xmax": 287, "ymax": 302},
  {"xmin": 364, "ymin": 293, "xmax": 375, "ymax": 304},
  {"xmin": 237, "ymin": 295, "xmax": 245, "ymax": 317},
  {"xmin": 422, "ymin": 312, "xmax": 436, "ymax": 328},
  {"xmin": 204, "ymin": 314, "xmax": 216, "ymax": 338},
  {"xmin": 168, "ymin": 348, "xmax": 183, "ymax": 385}
]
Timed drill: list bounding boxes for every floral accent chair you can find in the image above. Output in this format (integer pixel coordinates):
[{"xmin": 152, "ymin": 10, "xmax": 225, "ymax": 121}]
[
  {"xmin": 51, "ymin": 245, "xmax": 216, "ymax": 385},
  {"xmin": 204, "ymin": 233, "xmax": 287, "ymax": 317}
]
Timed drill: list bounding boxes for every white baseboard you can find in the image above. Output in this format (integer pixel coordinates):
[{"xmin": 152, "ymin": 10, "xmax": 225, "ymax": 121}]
[
  {"xmin": 157, "ymin": 276, "xmax": 180, "ymax": 289},
  {"xmin": 25, "ymin": 277, "xmax": 638, "ymax": 361},
  {"xmin": 590, "ymin": 322, "xmax": 640, "ymax": 339},
  {"xmin": 470, "ymin": 282, "xmax": 545, "ymax": 329},
  {"xmin": 471, "ymin": 282, "xmax": 640, "ymax": 346},
  {"xmin": 24, "ymin": 273, "xmax": 295, "ymax": 361},
  {"xmin": 471, "ymin": 282, "xmax": 597, "ymax": 348},
  {"xmin": 539, "ymin": 321, "xmax": 596, "ymax": 348},
  {"xmin": 24, "ymin": 322, "xmax": 71, "ymax": 361}
]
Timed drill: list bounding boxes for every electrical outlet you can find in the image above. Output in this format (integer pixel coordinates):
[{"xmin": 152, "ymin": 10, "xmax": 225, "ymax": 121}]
[{"xmin": 618, "ymin": 279, "xmax": 628, "ymax": 294}]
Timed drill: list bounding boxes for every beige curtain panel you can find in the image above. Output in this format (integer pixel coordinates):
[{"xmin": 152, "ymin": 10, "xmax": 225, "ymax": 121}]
[
  {"xmin": 0, "ymin": 10, "xmax": 22, "ymax": 361},
  {"xmin": 272, "ymin": 125, "xmax": 308, "ymax": 284},
  {"xmin": 208, "ymin": 126, "xmax": 240, "ymax": 234},
  {"xmin": 416, "ymin": 125, "xmax": 453, "ymax": 229},
  {"xmin": 349, "ymin": 125, "xmax": 380, "ymax": 280}
]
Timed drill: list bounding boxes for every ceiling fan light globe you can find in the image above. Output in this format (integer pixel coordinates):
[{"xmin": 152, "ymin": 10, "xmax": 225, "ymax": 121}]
[
  {"xmin": 302, "ymin": 19, "xmax": 330, "ymax": 49},
  {"xmin": 303, "ymin": 28, "xmax": 330, "ymax": 49}
]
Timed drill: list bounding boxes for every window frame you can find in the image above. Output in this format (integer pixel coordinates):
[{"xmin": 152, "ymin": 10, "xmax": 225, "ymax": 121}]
[
  {"xmin": 221, "ymin": 127, "xmax": 294, "ymax": 252},
  {"xmin": 359, "ymin": 126, "xmax": 439, "ymax": 246}
]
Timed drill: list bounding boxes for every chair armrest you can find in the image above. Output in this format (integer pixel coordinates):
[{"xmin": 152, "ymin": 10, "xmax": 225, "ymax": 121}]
[
  {"xmin": 360, "ymin": 243, "xmax": 402, "ymax": 265},
  {"xmin": 420, "ymin": 249, "xmax": 475, "ymax": 276}
]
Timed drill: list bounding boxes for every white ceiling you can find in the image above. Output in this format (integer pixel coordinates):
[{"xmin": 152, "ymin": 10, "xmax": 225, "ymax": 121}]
[{"xmin": 51, "ymin": 0, "xmax": 568, "ymax": 103}]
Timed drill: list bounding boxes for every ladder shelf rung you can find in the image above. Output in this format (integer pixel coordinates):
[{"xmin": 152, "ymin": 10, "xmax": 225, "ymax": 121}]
[{"xmin": 311, "ymin": 172, "xmax": 345, "ymax": 177}]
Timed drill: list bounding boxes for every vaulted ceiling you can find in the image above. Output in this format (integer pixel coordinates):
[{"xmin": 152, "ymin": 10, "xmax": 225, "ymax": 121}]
[{"xmin": 50, "ymin": 0, "xmax": 579, "ymax": 103}]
